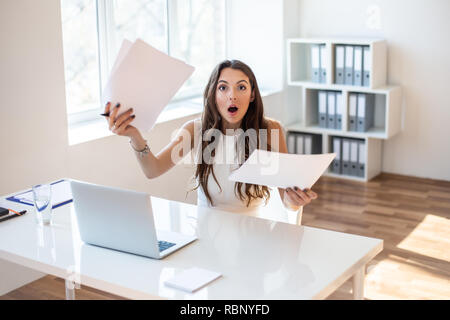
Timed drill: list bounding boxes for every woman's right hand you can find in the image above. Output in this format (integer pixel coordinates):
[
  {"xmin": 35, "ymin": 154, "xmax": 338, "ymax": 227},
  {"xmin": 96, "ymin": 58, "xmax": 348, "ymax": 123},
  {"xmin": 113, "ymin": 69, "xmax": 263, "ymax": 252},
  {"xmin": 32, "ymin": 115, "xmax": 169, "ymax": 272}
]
[{"xmin": 104, "ymin": 102, "xmax": 139, "ymax": 139}]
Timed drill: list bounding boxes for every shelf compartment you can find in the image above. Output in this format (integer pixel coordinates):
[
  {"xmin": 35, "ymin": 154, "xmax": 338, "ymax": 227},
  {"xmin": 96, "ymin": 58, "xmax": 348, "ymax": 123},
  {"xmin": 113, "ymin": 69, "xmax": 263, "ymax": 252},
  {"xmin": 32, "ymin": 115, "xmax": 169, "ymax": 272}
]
[
  {"xmin": 288, "ymin": 38, "xmax": 387, "ymax": 89},
  {"xmin": 286, "ymin": 131, "xmax": 323, "ymax": 155},
  {"xmin": 347, "ymin": 92, "xmax": 384, "ymax": 133},
  {"xmin": 325, "ymin": 135, "xmax": 382, "ymax": 181},
  {"xmin": 345, "ymin": 87, "xmax": 402, "ymax": 139},
  {"xmin": 287, "ymin": 40, "xmax": 330, "ymax": 84},
  {"xmin": 293, "ymin": 84, "xmax": 402, "ymax": 139},
  {"xmin": 303, "ymin": 88, "xmax": 344, "ymax": 131}
]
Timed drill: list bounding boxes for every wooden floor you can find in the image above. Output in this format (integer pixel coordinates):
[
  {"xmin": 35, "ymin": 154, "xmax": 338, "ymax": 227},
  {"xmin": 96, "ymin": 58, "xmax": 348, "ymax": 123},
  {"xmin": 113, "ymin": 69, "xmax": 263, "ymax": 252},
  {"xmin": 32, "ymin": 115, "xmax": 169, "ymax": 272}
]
[{"xmin": 1, "ymin": 173, "xmax": 449, "ymax": 300}]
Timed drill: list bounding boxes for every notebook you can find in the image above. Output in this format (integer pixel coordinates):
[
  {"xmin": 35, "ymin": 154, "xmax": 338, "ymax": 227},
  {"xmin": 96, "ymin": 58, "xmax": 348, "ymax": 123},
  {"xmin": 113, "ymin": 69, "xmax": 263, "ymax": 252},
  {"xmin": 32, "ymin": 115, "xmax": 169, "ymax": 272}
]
[{"xmin": 164, "ymin": 267, "xmax": 222, "ymax": 293}]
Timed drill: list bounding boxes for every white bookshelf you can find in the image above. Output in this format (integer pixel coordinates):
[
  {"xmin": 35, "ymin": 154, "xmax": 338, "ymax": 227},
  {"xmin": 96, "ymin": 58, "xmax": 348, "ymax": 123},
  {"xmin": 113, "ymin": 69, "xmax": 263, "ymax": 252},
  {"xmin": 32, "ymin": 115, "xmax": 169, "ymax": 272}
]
[{"xmin": 286, "ymin": 38, "xmax": 402, "ymax": 181}]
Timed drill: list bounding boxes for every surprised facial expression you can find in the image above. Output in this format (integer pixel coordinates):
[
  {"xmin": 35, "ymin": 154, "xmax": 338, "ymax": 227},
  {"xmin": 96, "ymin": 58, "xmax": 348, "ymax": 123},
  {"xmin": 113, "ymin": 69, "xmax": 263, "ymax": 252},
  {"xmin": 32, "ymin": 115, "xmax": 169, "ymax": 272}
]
[{"xmin": 215, "ymin": 67, "xmax": 255, "ymax": 129}]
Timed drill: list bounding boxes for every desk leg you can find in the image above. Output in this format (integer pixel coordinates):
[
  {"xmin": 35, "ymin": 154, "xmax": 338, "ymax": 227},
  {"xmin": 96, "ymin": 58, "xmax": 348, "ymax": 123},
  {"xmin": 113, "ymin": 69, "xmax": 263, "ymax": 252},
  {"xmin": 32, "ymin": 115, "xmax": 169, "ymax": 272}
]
[
  {"xmin": 352, "ymin": 266, "xmax": 365, "ymax": 300},
  {"xmin": 65, "ymin": 278, "xmax": 76, "ymax": 300}
]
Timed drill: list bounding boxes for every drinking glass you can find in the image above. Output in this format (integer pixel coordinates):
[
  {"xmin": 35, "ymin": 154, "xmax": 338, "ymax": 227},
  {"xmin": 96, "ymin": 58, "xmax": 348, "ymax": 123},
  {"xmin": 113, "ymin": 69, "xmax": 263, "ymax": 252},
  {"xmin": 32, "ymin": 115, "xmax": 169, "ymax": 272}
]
[{"xmin": 32, "ymin": 184, "xmax": 52, "ymax": 225}]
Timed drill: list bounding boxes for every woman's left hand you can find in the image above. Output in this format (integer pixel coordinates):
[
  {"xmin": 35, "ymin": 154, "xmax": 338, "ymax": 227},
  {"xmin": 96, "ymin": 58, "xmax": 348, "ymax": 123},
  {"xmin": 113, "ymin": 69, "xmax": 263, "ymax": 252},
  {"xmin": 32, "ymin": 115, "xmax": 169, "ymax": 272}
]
[{"xmin": 283, "ymin": 187, "xmax": 318, "ymax": 209}]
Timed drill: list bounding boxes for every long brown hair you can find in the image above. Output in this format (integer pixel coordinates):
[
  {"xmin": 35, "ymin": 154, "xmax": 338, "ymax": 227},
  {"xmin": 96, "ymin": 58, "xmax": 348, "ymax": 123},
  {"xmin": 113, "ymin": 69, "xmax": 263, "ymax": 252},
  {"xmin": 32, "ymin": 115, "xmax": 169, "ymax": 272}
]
[{"xmin": 193, "ymin": 60, "xmax": 271, "ymax": 207}]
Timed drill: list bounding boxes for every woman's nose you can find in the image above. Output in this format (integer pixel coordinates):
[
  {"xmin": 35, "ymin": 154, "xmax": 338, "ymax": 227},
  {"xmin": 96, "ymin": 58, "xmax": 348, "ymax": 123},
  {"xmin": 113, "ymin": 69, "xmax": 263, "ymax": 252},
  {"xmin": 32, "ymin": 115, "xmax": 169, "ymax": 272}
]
[{"xmin": 228, "ymin": 92, "xmax": 237, "ymax": 101}]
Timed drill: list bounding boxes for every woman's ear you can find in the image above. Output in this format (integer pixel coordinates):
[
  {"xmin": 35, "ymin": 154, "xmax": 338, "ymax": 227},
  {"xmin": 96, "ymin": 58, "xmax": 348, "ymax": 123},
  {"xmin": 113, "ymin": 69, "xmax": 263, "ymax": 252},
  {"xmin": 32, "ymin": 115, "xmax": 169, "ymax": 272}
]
[{"xmin": 250, "ymin": 90, "xmax": 255, "ymax": 102}]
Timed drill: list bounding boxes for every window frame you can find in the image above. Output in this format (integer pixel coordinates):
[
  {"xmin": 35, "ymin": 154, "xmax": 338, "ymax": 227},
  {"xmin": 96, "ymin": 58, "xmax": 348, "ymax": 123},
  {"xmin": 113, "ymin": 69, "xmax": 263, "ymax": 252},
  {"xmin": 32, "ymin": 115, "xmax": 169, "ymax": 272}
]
[{"xmin": 67, "ymin": 0, "xmax": 228, "ymax": 126}]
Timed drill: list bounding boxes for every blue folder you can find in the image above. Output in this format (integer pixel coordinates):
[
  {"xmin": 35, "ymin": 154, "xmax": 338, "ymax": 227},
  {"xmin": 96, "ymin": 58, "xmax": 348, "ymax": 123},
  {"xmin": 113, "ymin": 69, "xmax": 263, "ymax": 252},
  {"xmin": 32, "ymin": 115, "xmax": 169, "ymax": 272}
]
[{"xmin": 6, "ymin": 179, "xmax": 73, "ymax": 209}]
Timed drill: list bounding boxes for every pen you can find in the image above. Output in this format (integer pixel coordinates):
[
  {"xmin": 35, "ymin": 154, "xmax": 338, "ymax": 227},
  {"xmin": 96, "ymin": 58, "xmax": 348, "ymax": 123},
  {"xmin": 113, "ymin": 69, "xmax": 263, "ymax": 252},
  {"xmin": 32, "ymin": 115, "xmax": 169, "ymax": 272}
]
[
  {"xmin": 9, "ymin": 208, "xmax": 26, "ymax": 215},
  {"xmin": 0, "ymin": 210, "xmax": 27, "ymax": 223}
]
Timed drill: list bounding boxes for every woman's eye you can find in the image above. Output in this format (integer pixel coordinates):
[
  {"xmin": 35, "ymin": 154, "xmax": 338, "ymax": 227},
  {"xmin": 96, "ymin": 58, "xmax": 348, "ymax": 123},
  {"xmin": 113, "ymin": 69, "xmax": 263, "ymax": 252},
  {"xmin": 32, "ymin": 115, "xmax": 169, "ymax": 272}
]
[
  {"xmin": 218, "ymin": 85, "xmax": 226, "ymax": 91},
  {"xmin": 239, "ymin": 85, "xmax": 246, "ymax": 90}
]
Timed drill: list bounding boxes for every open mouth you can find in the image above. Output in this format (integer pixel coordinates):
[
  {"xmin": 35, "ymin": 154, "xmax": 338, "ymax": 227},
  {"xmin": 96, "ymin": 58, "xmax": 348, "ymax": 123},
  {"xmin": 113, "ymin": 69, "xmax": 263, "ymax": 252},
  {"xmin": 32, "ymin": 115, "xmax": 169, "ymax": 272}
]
[{"xmin": 228, "ymin": 105, "xmax": 238, "ymax": 114}]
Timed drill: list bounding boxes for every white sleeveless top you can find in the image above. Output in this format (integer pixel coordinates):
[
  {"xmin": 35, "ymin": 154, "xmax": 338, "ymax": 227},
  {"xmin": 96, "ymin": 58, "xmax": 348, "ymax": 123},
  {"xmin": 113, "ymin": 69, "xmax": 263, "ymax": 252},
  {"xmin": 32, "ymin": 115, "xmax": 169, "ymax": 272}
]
[{"xmin": 192, "ymin": 118, "xmax": 264, "ymax": 213}]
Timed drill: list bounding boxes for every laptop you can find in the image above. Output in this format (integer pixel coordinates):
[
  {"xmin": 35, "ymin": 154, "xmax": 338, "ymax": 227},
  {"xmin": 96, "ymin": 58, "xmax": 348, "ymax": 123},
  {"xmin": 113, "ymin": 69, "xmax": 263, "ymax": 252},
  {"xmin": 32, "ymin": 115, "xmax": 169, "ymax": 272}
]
[{"xmin": 70, "ymin": 180, "xmax": 197, "ymax": 259}]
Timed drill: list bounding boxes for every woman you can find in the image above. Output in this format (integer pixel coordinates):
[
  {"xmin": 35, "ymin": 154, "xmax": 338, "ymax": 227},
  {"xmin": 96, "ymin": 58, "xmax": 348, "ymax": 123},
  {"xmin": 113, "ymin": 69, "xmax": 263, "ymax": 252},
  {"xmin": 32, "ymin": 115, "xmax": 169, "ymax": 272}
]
[{"xmin": 103, "ymin": 60, "xmax": 318, "ymax": 216}]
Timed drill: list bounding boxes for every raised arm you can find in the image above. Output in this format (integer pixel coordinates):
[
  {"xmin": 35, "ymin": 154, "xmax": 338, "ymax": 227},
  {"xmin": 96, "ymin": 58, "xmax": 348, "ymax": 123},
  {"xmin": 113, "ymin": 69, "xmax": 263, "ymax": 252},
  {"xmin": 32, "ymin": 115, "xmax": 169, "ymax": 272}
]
[{"xmin": 104, "ymin": 102, "xmax": 196, "ymax": 179}]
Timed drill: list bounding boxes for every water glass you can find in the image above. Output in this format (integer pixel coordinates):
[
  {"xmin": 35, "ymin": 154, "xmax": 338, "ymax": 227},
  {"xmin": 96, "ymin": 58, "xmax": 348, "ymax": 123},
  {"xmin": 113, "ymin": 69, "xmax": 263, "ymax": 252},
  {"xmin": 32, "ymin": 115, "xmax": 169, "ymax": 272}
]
[{"xmin": 32, "ymin": 184, "xmax": 52, "ymax": 225}]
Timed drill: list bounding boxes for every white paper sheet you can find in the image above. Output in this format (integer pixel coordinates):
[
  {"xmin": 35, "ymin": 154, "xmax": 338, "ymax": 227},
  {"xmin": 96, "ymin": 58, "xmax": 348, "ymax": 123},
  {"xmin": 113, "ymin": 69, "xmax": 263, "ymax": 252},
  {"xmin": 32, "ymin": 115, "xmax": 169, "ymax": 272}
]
[
  {"xmin": 228, "ymin": 150, "xmax": 336, "ymax": 190},
  {"xmin": 110, "ymin": 39, "xmax": 133, "ymax": 76},
  {"xmin": 164, "ymin": 267, "xmax": 222, "ymax": 293},
  {"xmin": 102, "ymin": 39, "xmax": 195, "ymax": 132}
]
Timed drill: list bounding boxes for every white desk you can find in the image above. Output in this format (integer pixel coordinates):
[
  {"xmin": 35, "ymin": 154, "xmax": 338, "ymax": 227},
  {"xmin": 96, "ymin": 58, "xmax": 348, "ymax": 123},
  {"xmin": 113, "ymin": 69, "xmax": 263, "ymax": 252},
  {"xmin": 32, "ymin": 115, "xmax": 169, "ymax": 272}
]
[{"xmin": 0, "ymin": 191, "xmax": 382, "ymax": 300}]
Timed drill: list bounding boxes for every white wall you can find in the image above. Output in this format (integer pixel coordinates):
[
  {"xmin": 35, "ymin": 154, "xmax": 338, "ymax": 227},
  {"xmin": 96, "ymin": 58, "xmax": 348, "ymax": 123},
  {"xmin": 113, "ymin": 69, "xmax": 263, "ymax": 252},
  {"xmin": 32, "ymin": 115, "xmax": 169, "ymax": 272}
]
[
  {"xmin": 227, "ymin": 0, "xmax": 284, "ymax": 92},
  {"xmin": 297, "ymin": 0, "xmax": 450, "ymax": 180},
  {"xmin": 0, "ymin": 0, "xmax": 69, "ymax": 195}
]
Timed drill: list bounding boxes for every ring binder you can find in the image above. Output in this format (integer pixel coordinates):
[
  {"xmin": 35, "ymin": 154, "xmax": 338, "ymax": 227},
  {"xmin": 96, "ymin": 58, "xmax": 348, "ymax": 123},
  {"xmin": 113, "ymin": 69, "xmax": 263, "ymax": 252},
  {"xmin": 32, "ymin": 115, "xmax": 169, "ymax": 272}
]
[
  {"xmin": 327, "ymin": 91, "xmax": 336, "ymax": 129},
  {"xmin": 344, "ymin": 45, "xmax": 354, "ymax": 85},
  {"xmin": 354, "ymin": 46, "xmax": 363, "ymax": 86}
]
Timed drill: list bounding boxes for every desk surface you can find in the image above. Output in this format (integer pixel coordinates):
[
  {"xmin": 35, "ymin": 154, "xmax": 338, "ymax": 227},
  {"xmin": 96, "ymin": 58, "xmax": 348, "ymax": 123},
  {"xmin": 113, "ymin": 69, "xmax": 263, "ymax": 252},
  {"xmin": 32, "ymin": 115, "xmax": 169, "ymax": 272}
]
[{"xmin": 0, "ymin": 192, "xmax": 382, "ymax": 300}]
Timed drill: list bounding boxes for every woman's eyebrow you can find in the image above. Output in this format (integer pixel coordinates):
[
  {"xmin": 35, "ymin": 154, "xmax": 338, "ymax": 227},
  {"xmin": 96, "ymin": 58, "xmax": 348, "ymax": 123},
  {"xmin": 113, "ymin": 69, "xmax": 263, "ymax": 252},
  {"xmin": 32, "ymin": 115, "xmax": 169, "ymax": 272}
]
[
  {"xmin": 218, "ymin": 79, "xmax": 248, "ymax": 84},
  {"xmin": 218, "ymin": 79, "xmax": 249, "ymax": 84}
]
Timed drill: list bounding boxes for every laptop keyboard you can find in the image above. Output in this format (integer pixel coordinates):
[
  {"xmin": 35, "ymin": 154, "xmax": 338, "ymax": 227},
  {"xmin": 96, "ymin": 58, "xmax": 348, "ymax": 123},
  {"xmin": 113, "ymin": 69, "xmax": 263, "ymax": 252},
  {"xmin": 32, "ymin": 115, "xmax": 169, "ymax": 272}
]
[{"xmin": 158, "ymin": 240, "xmax": 176, "ymax": 252}]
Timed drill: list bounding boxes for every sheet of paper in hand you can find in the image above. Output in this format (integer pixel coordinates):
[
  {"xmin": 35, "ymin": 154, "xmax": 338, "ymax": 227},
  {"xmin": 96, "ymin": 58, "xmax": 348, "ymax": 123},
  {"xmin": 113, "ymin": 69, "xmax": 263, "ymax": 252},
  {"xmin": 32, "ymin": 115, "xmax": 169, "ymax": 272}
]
[
  {"xmin": 228, "ymin": 149, "xmax": 336, "ymax": 190},
  {"xmin": 102, "ymin": 38, "xmax": 195, "ymax": 132}
]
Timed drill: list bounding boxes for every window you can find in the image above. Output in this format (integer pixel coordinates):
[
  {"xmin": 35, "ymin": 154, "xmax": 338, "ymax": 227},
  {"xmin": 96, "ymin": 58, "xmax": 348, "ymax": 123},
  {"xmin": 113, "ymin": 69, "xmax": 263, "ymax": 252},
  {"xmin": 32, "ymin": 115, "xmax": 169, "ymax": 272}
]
[
  {"xmin": 60, "ymin": 0, "xmax": 226, "ymax": 125},
  {"xmin": 60, "ymin": 0, "xmax": 100, "ymax": 117}
]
